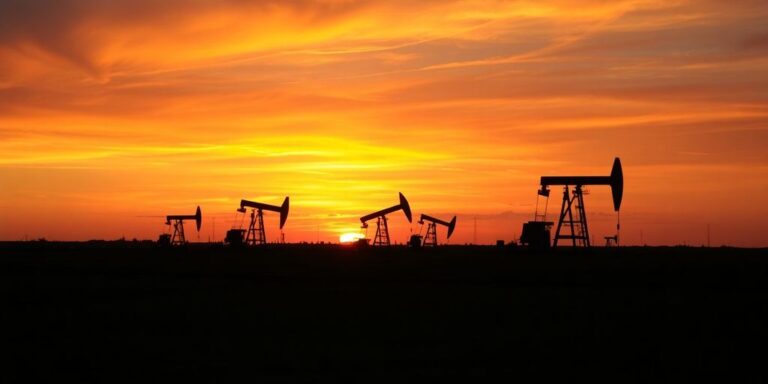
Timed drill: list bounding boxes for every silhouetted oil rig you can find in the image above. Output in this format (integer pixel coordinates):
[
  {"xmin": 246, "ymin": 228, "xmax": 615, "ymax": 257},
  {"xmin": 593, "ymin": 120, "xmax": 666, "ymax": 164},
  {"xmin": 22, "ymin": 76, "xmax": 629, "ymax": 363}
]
[
  {"xmin": 359, "ymin": 193, "xmax": 412, "ymax": 246},
  {"xmin": 413, "ymin": 214, "xmax": 457, "ymax": 247},
  {"xmin": 521, "ymin": 157, "xmax": 623, "ymax": 248},
  {"xmin": 158, "ymin": 158, "xmax": 624, "ymax": 249},
  {"xmin": 158, "ymin": 206, "xmax": 201, "ymax": 246},
  {"xmin": 225, "ymin": 197, "xmax": 289, "ymax": 246}
]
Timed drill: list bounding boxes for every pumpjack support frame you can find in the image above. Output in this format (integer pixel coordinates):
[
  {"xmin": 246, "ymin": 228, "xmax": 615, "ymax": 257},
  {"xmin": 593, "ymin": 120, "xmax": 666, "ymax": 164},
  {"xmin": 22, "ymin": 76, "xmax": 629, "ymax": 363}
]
[
  {"xmin": 422, "ymin": 222, "xmax": 438, "ymax": 247},
  {"xmin": 372, "ymin": 216, "xmax": 390, "ymax": 246},
  {"xmin": 552, "ymin": 185, "xmax": 590, "ymax": 247},
  {"xmin": 170, "ymin": 219, "xmax": 187, "ymax": 245},
  {"xmin": 245, "ymin": 209, "xmax": 267, "ymax": 245}
]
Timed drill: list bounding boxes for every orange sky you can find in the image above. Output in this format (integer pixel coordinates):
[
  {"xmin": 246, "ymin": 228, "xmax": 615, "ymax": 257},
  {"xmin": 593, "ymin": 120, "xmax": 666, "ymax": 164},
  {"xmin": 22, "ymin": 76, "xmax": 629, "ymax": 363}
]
[{"xmin": 1, "ymin": 0, "xmax": 767, "ymax": 246}]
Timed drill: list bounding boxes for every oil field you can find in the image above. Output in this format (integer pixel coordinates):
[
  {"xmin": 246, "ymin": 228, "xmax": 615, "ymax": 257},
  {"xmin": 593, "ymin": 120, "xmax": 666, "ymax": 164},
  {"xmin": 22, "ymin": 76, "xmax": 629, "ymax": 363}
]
[
  {"xmin": 3, "ymin": 0, "xmax": 768, "ymax": 381},
  {"xmin": 3, "ymin": 156, "xmax": 767, "ymax": 381},
  {"xmin": 2, "ymin": 242, "xmax": 768, "ymax": 381}
]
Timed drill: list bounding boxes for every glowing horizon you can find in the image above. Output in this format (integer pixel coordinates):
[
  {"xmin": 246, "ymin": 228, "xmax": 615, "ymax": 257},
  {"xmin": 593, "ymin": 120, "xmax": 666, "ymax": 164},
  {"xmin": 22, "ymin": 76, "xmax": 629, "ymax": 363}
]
[{"xmin": 1, "ymin": 0, "xmax": 767, "ymax": 246}]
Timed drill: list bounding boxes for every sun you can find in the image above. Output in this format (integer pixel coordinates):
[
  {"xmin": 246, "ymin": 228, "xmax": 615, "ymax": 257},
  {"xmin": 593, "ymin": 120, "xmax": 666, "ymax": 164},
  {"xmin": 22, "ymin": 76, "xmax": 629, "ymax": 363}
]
[{"xmin": 339, "ymin": 232, "xmax": 365, "ymax": 243}]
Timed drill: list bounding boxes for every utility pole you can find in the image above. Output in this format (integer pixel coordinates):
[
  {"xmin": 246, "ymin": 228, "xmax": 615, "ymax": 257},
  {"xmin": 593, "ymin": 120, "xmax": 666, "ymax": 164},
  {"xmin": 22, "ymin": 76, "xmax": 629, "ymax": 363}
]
[{"xmin": 473, "ymin": 216, "xmax": 477, "ymax": 245}]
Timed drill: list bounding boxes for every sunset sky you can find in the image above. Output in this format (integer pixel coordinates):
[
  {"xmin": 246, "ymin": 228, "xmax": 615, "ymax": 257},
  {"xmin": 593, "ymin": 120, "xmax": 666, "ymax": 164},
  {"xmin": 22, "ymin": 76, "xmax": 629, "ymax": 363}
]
[{"xmin": 1, "ymin": 0, "xmax": 767, "ymax": 246}]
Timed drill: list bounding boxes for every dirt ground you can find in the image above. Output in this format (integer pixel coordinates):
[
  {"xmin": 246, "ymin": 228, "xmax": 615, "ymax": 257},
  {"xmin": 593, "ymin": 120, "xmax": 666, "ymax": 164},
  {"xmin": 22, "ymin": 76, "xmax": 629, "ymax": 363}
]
[{"xmin": 2, "ymin": 242, "xmax": 766, "ymax": 382}]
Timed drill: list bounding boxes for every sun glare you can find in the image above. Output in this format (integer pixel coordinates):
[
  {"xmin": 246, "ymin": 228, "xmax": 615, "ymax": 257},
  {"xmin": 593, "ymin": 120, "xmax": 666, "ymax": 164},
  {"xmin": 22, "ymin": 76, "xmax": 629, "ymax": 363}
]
[{"xmin": 339, "ymin": 233, "xmax": 365, "ymax": 243}]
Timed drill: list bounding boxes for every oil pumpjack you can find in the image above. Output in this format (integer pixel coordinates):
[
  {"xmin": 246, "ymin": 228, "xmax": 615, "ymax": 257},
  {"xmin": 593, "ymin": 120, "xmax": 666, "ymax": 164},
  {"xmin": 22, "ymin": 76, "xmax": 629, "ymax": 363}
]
[
  {"xmin": 521, "ymin": 158, "xmax": 623, "ymax": 248},
  {"xmin": 360, "ymin": 193, "xmax": 413, "ymax": 246},
  {"xmin": 418, "ymin": 214, "xmax": 457, "ymax": 247},
  {"xmin": 234, "ymin": 197, "xmax": 289, "ymax": 245},
  {"xmin": 160, "ymin": 206, "xmax": 202, "ymax": 246}
]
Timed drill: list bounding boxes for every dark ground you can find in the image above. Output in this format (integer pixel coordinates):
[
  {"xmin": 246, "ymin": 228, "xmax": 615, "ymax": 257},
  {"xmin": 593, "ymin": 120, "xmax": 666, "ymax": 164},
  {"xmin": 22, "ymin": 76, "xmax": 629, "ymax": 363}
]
[{"xmin": 1, "ymin": 242, "xmax": 767, "ymax": 382}]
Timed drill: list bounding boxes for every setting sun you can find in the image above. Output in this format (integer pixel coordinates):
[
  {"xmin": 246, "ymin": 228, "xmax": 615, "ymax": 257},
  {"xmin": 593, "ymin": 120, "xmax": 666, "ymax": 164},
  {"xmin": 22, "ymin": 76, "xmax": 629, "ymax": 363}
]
[{"xmin": 339, "ymin": 233, "xmax": 365, "ymax": 244}]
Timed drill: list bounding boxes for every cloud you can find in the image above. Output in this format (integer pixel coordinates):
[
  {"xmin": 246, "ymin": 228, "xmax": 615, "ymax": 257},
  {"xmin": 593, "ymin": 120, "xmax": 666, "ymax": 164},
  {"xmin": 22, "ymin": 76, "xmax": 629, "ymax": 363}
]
[{"xmin": 0, "ymin": 0, "xmax": 368, "ymax": 78}]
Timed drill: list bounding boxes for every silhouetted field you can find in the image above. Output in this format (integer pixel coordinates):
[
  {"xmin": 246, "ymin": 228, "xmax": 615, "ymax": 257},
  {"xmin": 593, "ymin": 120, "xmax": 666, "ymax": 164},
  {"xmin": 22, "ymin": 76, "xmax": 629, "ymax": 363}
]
[{"xmin": 2, "ymin": 242, "xmax": 767, "ymax": 381}]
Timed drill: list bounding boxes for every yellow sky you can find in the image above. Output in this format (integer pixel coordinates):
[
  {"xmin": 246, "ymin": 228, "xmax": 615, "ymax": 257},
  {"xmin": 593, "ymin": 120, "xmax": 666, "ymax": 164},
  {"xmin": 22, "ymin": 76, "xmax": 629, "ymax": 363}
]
[{"xmin": 1, "ymin": 0, "xmax": 767, "ymax": 246}]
